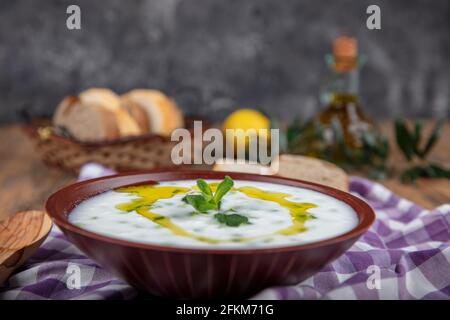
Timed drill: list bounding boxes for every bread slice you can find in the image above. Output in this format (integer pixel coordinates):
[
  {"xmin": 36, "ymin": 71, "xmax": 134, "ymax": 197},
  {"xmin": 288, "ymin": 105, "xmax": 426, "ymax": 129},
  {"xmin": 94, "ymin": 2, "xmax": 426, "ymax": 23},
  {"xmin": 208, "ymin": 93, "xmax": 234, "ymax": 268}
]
[
  {"xmin": 213, "ymin": 160, "xmax": 274, "ymax": 175},
  {"xmin": 53, "ymin": 96, "xmax": 79, "ymax": 129},
  {"xmin": 52, "ymin": 96, "xmax": 119, "ymax": 142},
  {"xmin": 79, "ymin": 88, "xmax": 141, "ymax": 137},
  {"xmin": 213, "ymin": 154, "xmax": 349, "ymax": 191},
  {"xmin": 121, "ymin": 89, "xmax": 184, "ymax": 136},
  {"xmin": 275, "ymin": 154, "xmax": 348, "ymax": 191},
  {"xmin": 79, "ymin": 88, "xmax": 121, "ymax": 111},
  {"xmin": 121, "ymin": 97, "xmax": 150, "ymax": 133}
]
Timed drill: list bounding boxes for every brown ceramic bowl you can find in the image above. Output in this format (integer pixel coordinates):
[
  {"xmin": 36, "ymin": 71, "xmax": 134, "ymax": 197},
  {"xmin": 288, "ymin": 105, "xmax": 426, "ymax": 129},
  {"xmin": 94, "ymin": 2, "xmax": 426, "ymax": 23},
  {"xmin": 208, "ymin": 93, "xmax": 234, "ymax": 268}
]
[{"xmin": 46, "ymin": 170, "xmax": 375, "ymax": 299}]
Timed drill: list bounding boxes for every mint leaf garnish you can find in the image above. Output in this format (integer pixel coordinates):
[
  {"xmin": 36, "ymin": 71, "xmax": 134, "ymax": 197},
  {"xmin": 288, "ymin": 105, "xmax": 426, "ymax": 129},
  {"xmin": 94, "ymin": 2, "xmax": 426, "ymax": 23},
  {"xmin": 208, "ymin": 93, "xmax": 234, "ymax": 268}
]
[
  {"xmin": 213, "ymin": 176, "xmax": 234, "ymax": 205},
  {"xmin": 196, "ymin": 179, "xmax": 213, "ymax": 201},
  {"xmin": 182, "ymin": 176, "xmax": 234, "ymax": 213},
  {"xmin": 183, "ymin": 177, "xmax": 248, "ymax": 227},
  {"xmin": 182, "ymin": 194, "xmax": 216, "ymax": 213},
  {"xmin": 214, "ymin": 213, "xmax": 249, "ymax": 227}
]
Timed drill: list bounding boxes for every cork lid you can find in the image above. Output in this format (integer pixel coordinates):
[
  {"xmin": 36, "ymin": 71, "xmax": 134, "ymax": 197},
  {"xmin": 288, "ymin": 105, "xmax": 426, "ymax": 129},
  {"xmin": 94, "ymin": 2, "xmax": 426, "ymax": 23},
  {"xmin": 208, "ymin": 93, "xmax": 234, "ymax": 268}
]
[{"xmin": 333, "ymin": 36, "xmax": 358, "ymax": 72}]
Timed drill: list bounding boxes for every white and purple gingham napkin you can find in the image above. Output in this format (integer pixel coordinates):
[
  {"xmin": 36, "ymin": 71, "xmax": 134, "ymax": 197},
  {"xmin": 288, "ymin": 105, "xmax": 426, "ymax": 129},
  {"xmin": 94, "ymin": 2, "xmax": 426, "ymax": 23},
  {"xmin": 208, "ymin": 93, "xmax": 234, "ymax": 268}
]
[{"xmin": 1, "ymin": 163, "xmax": 449, "ymax": 300}]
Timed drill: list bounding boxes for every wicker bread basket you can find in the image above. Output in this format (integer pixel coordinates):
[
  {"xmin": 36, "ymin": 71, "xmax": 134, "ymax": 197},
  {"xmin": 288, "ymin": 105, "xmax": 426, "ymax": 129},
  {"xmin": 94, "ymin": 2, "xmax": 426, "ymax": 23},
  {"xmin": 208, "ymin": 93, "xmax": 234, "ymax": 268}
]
[{"xmin": 22, "ymin": 118, "xmax": 203, "ymax": 173}]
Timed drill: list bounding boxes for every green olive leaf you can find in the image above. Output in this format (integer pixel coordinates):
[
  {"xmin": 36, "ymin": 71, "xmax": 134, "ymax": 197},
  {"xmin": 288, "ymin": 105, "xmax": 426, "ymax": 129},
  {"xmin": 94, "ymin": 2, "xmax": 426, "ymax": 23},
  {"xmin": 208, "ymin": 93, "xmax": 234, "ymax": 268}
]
[
  {"xmin": 395, "ymin": 119, "xmax": 415, "ymax": 161},
  {"xmin": 401, "ymin": 167, "xmax": 421, "ymax": 183},
  {"xmin": 420, "ymin": 120, "xmax": 444, "ymax": 158},
  {"xmin": 412, "ymin": 121, "xmax": 423, "ymax": 153},
  {"xmin": 430, "ymin": 164, "xmax": 450, "ymax": 179}
]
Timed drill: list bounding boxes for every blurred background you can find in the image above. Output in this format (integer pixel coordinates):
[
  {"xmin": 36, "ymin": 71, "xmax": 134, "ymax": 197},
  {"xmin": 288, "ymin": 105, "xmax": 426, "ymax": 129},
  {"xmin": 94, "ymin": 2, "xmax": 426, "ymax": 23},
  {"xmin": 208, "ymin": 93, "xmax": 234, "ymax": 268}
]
[{"xmin": 0, "ymin": 0, "xmax": 449, "ymax": 123}]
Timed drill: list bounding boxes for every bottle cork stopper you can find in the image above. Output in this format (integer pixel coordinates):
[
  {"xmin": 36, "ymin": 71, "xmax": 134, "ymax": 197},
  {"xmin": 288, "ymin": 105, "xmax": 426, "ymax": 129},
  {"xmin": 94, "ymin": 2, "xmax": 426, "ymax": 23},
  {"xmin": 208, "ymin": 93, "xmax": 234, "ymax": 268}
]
[
  {"xmin": 333, "ymin": 36, "xmax": 358, "ymax": 72},
  {"xmin": 333, "ymin": 36, "xmax": 357, "ymax": 58}
]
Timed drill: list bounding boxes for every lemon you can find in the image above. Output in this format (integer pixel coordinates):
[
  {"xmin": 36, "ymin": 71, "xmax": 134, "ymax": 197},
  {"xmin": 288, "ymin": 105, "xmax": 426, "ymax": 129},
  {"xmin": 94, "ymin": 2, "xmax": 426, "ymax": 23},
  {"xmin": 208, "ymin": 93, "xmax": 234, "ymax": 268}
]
[{"xmin": 223, "ymin": 109, "xmax": 270, "ymax": 148}]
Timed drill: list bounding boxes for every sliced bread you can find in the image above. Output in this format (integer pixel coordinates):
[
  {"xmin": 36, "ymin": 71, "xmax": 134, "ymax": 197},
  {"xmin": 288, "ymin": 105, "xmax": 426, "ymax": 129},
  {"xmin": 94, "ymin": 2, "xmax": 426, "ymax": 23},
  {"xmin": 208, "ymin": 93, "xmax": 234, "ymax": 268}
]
[
  {"xmin": 275, "ymin": 154, "xmax": 349, "ymax": 191},
  {"xmin": 53, "ymin": 88, "xmax": 142, "ymax": 142},
  {"xmin": 53, "ymin": 95, "xmax": 120, "ymax": 142},
  {"xmin": 79, "ymin": 88, "xmax": 141, "ymax": 137},
  {"xmin": 213, "ymin": 154, "xmax": 349, "ymax": 191},
  {"xmin": 121, "ymin": 89, "xmax": 184, "ymax": 136}
]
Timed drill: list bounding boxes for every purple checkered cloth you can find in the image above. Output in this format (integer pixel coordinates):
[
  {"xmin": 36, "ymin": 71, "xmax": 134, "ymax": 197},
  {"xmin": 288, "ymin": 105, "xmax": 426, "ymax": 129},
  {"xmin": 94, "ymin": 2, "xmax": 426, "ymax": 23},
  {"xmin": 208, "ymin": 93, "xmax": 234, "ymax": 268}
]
[{"xmin": 1, "ymin": 163, "xmax": 449, "ymax": 299}]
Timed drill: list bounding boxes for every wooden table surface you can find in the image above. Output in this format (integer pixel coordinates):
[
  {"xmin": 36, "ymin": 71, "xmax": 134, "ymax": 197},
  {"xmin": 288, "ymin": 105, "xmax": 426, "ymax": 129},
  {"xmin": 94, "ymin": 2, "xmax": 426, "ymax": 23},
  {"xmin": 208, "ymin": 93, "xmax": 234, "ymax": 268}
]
[{"xmin": 0, "ymin": 121, "xmax": 449, "ymax": 222}]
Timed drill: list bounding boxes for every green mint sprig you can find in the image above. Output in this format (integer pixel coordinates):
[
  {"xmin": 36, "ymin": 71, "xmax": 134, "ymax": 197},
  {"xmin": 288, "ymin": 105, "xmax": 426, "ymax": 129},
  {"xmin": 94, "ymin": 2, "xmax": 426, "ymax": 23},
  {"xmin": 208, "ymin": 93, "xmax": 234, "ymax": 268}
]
[
  {"xmin": 182, "ymin": 176, "xmax": 234, "ymax": 213},
  {"xmin": 182, "ymin": 176, "xmax": 249, "ymax": 227}
]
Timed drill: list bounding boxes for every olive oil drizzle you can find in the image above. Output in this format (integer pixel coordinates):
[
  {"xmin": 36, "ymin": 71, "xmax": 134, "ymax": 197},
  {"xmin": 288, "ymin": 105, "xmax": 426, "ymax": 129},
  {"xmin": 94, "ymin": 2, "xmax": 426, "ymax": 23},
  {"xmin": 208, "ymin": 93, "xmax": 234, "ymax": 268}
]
[
  {"xmin": 237, "ymin": 187, "xmax": 316, "ymax": 236},
  {"xmin": 115, "ymin": 183, "xmax": 317, "ymax": 245}
]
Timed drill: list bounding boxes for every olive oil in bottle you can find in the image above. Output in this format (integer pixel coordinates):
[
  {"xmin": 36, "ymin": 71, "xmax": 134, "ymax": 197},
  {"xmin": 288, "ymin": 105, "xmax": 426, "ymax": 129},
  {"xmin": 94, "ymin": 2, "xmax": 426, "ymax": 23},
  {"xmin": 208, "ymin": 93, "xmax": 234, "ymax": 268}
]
[
  {"xmin": 318, "ymin": 36, "xmax": 374, "ymax": 149},
  {"xmin": 287, "ymin": 37, "xmax": 389, "ymax": 175}
]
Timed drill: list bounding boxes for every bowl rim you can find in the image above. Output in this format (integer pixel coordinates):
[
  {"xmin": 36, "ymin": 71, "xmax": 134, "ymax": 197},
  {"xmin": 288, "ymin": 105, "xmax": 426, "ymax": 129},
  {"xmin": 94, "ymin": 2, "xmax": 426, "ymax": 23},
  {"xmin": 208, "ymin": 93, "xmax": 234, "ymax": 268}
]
[{"xmin": 46, "ymin": 170, "xmax": 375, "ymax": 255}]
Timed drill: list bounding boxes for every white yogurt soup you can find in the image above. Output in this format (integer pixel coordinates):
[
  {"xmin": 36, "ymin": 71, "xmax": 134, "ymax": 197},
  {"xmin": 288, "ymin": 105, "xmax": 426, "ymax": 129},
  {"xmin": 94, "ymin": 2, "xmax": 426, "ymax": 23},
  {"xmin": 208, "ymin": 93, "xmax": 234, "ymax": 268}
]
[{"xmin": 69, "ymin": 179, "xmax": 359, "ymax": 249}]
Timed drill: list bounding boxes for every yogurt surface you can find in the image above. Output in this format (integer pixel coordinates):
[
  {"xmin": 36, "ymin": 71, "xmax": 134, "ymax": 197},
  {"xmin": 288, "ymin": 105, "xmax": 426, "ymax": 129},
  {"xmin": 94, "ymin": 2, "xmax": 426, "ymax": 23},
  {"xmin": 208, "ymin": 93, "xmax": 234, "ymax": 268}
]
[{"xmin": 69, "ymin": 179, "xmax": 359, "ymax": 249}]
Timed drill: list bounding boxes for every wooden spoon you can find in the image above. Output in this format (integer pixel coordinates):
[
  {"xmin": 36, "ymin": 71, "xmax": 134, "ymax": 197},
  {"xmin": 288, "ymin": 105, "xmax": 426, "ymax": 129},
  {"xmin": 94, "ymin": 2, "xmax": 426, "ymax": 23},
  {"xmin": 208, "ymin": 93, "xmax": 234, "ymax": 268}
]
[{"xmin": 0, "ymin": 210, "xmax": 52, "ymax": 285}]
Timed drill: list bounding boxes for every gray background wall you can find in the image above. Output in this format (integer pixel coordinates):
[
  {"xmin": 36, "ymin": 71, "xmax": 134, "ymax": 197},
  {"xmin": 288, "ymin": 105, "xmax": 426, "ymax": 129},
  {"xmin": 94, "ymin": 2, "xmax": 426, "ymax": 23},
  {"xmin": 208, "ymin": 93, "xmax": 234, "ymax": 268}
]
[{"xmin": 0, "ymin": 0, "xmax": 449, "ymax": 124}]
